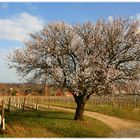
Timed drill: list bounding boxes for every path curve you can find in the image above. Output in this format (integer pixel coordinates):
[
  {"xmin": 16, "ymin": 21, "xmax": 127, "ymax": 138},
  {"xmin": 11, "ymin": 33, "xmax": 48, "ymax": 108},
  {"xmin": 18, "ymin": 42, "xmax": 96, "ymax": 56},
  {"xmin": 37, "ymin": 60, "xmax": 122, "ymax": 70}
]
[{"xmin": 49, "ymin": 105, "xmax": 140, "ymax": 130}]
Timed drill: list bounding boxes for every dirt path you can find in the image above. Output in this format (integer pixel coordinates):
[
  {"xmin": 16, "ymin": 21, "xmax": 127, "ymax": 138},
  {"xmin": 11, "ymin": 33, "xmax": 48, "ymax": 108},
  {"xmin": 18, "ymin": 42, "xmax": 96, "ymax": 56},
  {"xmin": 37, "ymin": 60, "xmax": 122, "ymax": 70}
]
[
  {"xmin": 49, "ymin": 106, "xmax": 140, "ymax": 131},
  {"xmin": 11, "ymin": 103, "xmax": 140, "ymax": 137}
]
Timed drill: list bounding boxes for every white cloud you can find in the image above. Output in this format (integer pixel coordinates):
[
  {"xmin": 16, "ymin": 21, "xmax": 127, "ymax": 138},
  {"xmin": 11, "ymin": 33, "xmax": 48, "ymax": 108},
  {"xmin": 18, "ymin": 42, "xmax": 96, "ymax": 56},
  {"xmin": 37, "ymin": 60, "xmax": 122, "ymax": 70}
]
[
  {"xmin": 136, "ymin": 14, "xmax": 140, "ymax": 20},
  {"xmin": 0, "ymin": 12, "xmax": 44, "ymax": 42},
  {"xmin": 108, "ymin": 16, "xmax": 114, "ymax": 22}
]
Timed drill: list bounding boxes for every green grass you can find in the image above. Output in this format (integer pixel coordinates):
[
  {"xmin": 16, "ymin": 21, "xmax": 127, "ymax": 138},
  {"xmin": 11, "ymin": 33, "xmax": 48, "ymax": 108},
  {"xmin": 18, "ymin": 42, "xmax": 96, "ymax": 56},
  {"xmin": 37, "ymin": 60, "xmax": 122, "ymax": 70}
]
[
  {"xmin": 50, "ymin": 102, "xmax": 140, "ymax": 121},
  {"xmin": 86, "ymin": 104, "xmax": 140, "ymax": 121},
  {"xmin": 1, "ymin": 109, "xmax": 112, "ymax": 138}
]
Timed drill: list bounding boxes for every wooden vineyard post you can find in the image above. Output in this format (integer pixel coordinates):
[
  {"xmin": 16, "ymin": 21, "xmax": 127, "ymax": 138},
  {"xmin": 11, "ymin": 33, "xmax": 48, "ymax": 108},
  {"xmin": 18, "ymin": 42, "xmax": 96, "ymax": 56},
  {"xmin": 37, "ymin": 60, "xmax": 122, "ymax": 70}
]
[
  {"xmin": 7, "ymin": 97, "xmax": 11, "ymax": 112},
  {"xmin": 17, "ymin": 96, "xmax": 19, "ymax": 109},
  {"xmin": 29, "ymin": 96, "xmax": 32, "ymax": 108},
  {"xmin": 0, "ymin": 100, "xmax": 5, "ymax": 132},
  {"xmin": 134, "ymin": 95, "xmax": 138, "ymax": 109},
  {"xmin": 48, "ymin": 95, "xmax": 50, "ymax": 109},
  {"xmin": 23, "ymin": 97, "xmax": 26, "ymax": 110},
  {"xmin": 35, "ymin": 96, "xmax": 38, "ymax": 110}
]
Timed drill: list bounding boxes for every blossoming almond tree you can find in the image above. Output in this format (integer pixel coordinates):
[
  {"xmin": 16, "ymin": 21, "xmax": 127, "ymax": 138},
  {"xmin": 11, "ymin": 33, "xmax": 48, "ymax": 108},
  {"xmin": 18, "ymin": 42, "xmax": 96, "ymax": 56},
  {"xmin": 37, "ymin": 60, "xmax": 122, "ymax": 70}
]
[{"xmin": 8, "ymin": 18, "xmax": 140, "ymax": 120}]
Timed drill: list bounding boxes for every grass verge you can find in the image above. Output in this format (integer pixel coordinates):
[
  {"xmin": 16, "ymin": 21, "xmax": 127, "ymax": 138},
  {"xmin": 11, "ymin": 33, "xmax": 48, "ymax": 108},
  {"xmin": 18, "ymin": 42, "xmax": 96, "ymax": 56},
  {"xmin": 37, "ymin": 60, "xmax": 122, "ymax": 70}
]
[
  {"xmin": 0, "ymin": 109, "xmax": 112, "ymax": 138},
  {"xmin": 50, "ymin": 102, "xmax": 140, "ymax": 121}
]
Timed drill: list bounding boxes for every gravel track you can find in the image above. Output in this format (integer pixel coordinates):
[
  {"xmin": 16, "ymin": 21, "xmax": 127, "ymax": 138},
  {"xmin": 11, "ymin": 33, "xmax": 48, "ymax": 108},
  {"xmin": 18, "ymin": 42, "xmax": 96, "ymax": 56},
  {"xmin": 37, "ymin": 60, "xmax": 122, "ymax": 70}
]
[{"xmin": 49, "ymin": 106, "xmax": 140, "ymax": 130}]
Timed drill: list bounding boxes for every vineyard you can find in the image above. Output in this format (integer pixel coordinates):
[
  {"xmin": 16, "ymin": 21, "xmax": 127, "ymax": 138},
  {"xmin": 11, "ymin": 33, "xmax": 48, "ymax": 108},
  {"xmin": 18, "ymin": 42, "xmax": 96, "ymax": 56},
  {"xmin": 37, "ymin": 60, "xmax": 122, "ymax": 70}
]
[
  {"xmin": 0, "ymin": 95, "xmax": 139, "ymax": 111},
  {"xmin": 0, "ymin": 95, "xmax": 140, "ymax": 108},
  {"xmin": 0, "ymin": 95, "xmax": 139, "ymax": 136},
  {"xmin": 0, "ymin": 95, "xmax": 139, "ymax": 118}
]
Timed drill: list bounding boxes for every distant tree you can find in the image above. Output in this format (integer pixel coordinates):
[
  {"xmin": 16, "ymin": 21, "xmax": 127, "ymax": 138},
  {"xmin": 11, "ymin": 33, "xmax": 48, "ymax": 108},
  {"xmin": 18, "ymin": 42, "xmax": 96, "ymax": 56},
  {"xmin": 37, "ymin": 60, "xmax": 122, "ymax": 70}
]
[
  {"xmin": 1, "ymin": 88, "xmax": 5, "ymax": 92},
  {"xmin": 8, "ymin": 18, "xmax": 140, "ymax": 120},
  {"xmin": 24, "ymin": 88, "xmax": 32, "ymax": 95},
  {"xmin": 11, "ymin": 89, "xmax": 17, "ymax": 96}
]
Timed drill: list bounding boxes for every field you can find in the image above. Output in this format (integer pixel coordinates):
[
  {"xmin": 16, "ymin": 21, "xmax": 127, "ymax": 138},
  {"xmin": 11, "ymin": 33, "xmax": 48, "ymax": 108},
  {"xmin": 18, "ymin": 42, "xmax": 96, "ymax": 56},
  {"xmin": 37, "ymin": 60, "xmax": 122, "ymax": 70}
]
[
  {"xmin": 0, "ymin": 95, "xmax": 139, "ymax": 137},
  {"xmin": 1, "ymin": 109, "xmax": 112, "ymax": 137}
]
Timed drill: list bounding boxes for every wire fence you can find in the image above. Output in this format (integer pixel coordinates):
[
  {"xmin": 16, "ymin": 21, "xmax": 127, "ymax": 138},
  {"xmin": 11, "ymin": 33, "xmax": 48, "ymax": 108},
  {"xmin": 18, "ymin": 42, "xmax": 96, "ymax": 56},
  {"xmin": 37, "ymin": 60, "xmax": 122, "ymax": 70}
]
[{"xmin": 0, "ymin": 95, "xmax": 139, "ymax": 111}]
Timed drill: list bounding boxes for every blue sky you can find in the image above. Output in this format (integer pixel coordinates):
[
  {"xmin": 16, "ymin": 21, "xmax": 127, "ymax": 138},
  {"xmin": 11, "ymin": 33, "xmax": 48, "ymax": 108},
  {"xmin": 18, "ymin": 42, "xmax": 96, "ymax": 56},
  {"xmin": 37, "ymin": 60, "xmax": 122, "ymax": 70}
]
[
  {"xmin": 1, "ymin": 2, "xmax": 140, "ymax": 83},
  {"xmin": 1, "ymin": 3, "xmax": 140, "ymax": 23}
]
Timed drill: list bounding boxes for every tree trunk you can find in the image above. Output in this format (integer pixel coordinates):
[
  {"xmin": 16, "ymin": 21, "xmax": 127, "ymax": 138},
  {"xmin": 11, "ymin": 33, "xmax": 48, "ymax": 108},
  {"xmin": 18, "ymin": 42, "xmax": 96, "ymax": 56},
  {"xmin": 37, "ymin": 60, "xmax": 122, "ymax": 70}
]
[
  {"xmin": 73, "ymin": 92, "xmax": 91, "ymax": 121},
  {"xmin": 74, "ymin": 102, "xmax": 85, "ymax": 121}
]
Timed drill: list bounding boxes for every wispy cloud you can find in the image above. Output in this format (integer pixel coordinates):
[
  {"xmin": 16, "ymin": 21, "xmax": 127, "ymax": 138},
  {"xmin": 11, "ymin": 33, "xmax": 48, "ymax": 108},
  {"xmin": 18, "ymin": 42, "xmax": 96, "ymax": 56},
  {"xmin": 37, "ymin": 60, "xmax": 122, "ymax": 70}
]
[
  {"xmin": 130, "ymin": 13, "xmax": 140, "ymax": 20},
  {"xmin": 108, "ymin": 16, "xmax": 114, "ymax": 22},
  {"xmin": 108, "ymin": 14, "xmax": 140, "ymax": 21},
  {"xmin": 26, "ymin": 3, "xmax": 38, "ymax": 10},
  {"xmin": 0, "ymin": 47, "xmax": 23, "ymax": 83},
  {"xmin": 0, "ymin": 12, "xmax": 44, "ymax": 42},
  {"xmin": 0, "ymin": 3, "xmax": 9, "ymax": 10}
]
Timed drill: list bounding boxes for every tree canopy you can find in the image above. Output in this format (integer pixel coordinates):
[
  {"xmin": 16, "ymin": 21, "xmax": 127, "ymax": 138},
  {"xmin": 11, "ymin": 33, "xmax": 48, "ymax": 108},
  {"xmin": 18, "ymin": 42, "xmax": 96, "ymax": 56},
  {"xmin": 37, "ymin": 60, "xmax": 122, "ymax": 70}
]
[{"xmin": 8, "ymin": 18, "xmax": 140, "ymax": 120}]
